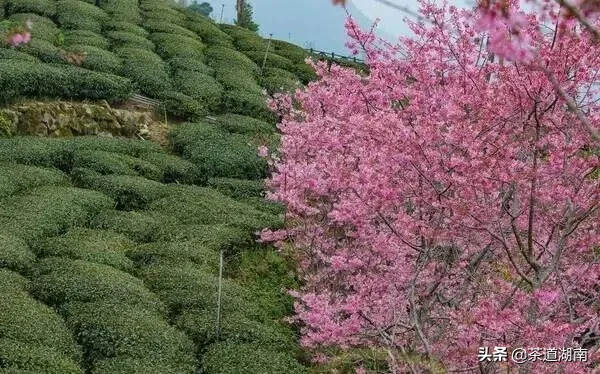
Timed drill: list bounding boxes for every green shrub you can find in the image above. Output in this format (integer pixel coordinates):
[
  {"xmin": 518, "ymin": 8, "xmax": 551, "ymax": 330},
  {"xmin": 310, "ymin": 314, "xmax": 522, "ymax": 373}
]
[
  {"xmin": 0, "ymin": 290, "xmax": 82, "ymax": 359},
  {"xmin": 143, "ymin": 20, "xmax": 197, "ymax": 38},
  {"xmin": 213, "ymin": 113, "xmax": 275, "ymax": 135},
  {"xmin": 0, "ymin": 162, "xmax": 70, "ymax": 199},
  {"xmin": 0, "ymin": 340, "xmax": 83, "ymax": 374},
  {"xmin": 127, "ymin": 241, "xmax": 218, "ymax": 270},
  {"xmin": 221, "ymin": 89, "xmax": 275, "ymax": 123},
  {"xmin": 138, "ymin": 151, "xmax": 202, "ymax": 184},
  {"xmin": 116, "ymin": 48, "xmax": 172, "ymax": 97},
  {"xmin": 62, "ymin": 302, "xmax": 196, "ymax": 373},
  {"xmin": 55, "ymin": 0, "xmax": 108, "ymax": 32},
  {"xmin": 220, "ymin": 24, "xmax": 266, "ymax": 52},
  {"xmin": 35, "ymin": 228, "xmax": 135, "ymax": 272},
  {"xmin": 76, "ymin": 172, "xmax": 171, "ymax": 210},
  {"xmin": 213, "ymin": 66, "xmax": 263, "ymax": 94},
  {"xmin": 294, "ymin": 62, "xmax": 318, "ymax": 84},
  {"xmin": 103, "ymin": 21, "xmax": 148, "ymax": 37},
  {"xmin": 0, "ymin": 269, "xmax": 30, "ymax": 294},
  {"xmin": 202, "ymin": 342, "xmax": 306, "ymax": 374},
  {"xmin": 148, "ymin": 185, "xmax": 282, "ymax": 231},
  {"xmin": 173, "ymin": 70, "xmax": 223, "ymax": 111},
  {"xmin": 9, "ymin": 13, "xmax": 59, "ymax": 43},
  {"xmin": 156, "ymin": 224, "xmax": 253, "ymax": 251},
  {"xmin": 0, "ymin": 186, "xmax": 114, "ymax": 243},
  {"xmin": 91, "ymin": 357, "xmax": 187, "ymax": 374},
  {"xmin": 176, "ymin": 310, "xmax": 295, "ymax": 351},
  {"xmin": 18, "ymin": 39, "xmax": 64, "ymax": 63},
  {"xmin": 71, "ymin": 149, "xmax": 163, "ymax": 180},
  {"xmin": 168, "ymin": 57, "xmax": 212, "ymax": 75},
  {"xmin": 271, "ymin": 39, "xmax": 310, "ymax": 64},
  {"xmin": 0, "ymin": 233, "xmax": 35, "ymax": 274},
  {"xmin": 0, "ymin": 61, "xmax": 134, "ymax": 102},
  {"xmin": 139, "ymin": 262, "xmax": 265, "ymax": 319},
  {"xmin": 150, "ymin": 32, "xmax": 205, "ymax": 60},
  {"xmin": 205, "ymin": 46, "xmax": 260, "ymax": 75},
  {"xmin": 99, "ymin": 0, "xmax": 142, "ymax": 24},
  {"xmin": 106, "ymin": 31, "xmax": 155, "ymax": 51},
  {"xmin": 91, "ymin": 210, "xmax": 179, "ymax": 243},
  {"xmin": 171, "ymin": 122, "xmax": 268, "ymax": 179},
  {"xmin": 183, "ymin": 15, "xmax": 233, "ymax": 47},
  {"xmin": 157, "ymin": 91, "xmax": 206, "ymax": 119},
  {"xmin": 63, "ymin": 30, "xmax": 110, "ymax": 49},
  {"xmin": 32, "ymin": 257, "xmax": 163, "ymax": 310},
  {"xmin": 0, "ymin": 48, "xmax": 40, "ymax": 62},
  {"xmin": 65, "ymin": 44, "xmax": 122, "ymax": 74},
  {"xmin": 141, "ymin": 6, "xmax": 186, "ymax": 26},
  {"xmin": 206, "ymin": 177, "xmax": 264, "ymax": 199},
  {"xmin": 68, "ymin": 135, "xmax": 163, "ymax": 157},
  {"xmin": 261, "ymin": 73, "xmax": 302, "ymax": 94},
  {"xmin": 0, "ymin": 137, "xmax": 69, "ymax": 169},
  {"xmin": 243, "ymin": 51, "xmax": 294, "ymax": 71},
  {"xmin": 5, "ymin": 0, "xmax": 56, "ymax": 17}
]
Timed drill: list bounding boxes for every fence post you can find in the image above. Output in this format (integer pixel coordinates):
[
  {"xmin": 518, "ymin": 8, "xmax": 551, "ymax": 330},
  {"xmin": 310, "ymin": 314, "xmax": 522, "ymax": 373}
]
[
  {"xmin": 261, "ymin": 33, "xmax": 273, "ymax": 75},
  {"xmin": 216, "ymin": 248, "xmax": 224, "ymax": 340}
]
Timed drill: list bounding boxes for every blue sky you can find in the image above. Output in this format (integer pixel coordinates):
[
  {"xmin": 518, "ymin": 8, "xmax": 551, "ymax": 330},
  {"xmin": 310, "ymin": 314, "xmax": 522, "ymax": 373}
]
[{"xmin": 199, "ymin": 0, "xmax": 475, "ymax": 54}]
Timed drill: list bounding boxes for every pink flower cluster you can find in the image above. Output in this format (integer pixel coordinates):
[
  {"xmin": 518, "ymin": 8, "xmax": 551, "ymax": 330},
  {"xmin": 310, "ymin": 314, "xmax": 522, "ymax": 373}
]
[{"xmin": 7, "ymin": 32, "xmax": 31, "ymax": 47}]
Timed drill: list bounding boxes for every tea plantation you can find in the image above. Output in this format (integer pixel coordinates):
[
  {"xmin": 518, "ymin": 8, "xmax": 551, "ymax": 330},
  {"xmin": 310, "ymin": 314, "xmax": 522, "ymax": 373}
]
[{"xmin": 0, "ymin": 0, "xmax": 317, "ymax": 372}]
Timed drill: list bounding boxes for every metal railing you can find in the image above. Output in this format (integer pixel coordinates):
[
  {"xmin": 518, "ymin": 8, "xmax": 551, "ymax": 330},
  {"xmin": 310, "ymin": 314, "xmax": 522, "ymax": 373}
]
[
  {"xmin": 305, "ymin": 48, "xmax": 365, "ymax": 64},
  {"xmin": 129, "ymin": 94, "xmax": 161, "ymax": 109}
]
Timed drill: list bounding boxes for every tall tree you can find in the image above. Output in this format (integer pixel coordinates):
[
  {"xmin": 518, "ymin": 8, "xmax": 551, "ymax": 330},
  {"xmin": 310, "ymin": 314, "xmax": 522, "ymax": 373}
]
[
  {"xmin": 188, "ymin": 0, "xmax": 213, "ymax": 17},
  {"xmin": 262, "ymin": 1, "xmax": 600, "ymax": 372},
  {"xmin": 235, "ymin": 0, "xmax": 259, "ymax": 32}
]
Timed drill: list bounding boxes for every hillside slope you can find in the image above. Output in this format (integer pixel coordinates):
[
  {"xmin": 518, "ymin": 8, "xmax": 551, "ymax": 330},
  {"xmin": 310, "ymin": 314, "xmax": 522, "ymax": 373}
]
[{"xmin": 0, "ymin": 0, "xmax": 319, "ymax": 373}]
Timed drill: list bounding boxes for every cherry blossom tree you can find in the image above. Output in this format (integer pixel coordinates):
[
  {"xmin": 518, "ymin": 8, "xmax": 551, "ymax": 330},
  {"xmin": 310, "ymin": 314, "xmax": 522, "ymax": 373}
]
[{"xmin": 261, "ymin": 0, "xmax": 600, "ymax": 372}]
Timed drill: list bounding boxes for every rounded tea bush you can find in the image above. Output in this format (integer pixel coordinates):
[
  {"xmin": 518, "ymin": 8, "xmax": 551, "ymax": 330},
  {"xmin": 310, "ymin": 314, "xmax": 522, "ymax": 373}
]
[
  {"xmin": 103, "ymin": 21, "xmax": 148, "ymax": 37},
  {"xmin": 55, "ymin": 0, "xmax": 108, "ymax": 32},
  {"xmin": 18, "ymin": 39, "xmax": 64, "ymax": 63},
  {"xmin": 91, "ymin": 357, "xmax": 189, "ymax": 374},
  {"xmin": 205, "ymin": 46, "xmax": 260, "ymax": 76},
  {"xmin": 32, "ymin": 257, "xmax": 163, "ymax": 311},
  {"xmin": 71, "ymin": 149, "xmax": 163, "ymax": 180},
  {"xmin": 0, "ymin": 162, "xmax": 70, "ymax": 199},
  {"xmin": 64, "ymin": 45, "xmax": 122, "ymax": 74},
  {"xmin": 155, "ymin": 224, "xmax": 253, "ymax": 252},
  {"xmin": 68, "ymin": 135, "xmax": 164, "ymax": 157},
  {"xmin": 149, "ymin": 33, "xmax": 205, "ymax": 60},
  {"xmin": 0, "ymin": 137, "xmax": 70, "ymax": 169},
  {"xmin": 5, "ymin": 0, "xmax": 56, "ymax": 17},
  {"xmin": 127, "ymin": 240, "xmax": 218, "ymax": 270},
  {"xmin": 91, "ymin": 210, "xmax": 180, "ymax": 243},
  {"xmin": 106, "ymin": 31, "xmax": 155, "ymax": 51},
  {"xmin": 213, "ymin": 66, "xmax": 263, "ymax": 94},
  {"xmin": 0, "ymin": 339, "xmax": 83, "ymax": 374},
  {"xmin": 221, "ymin": 89, "xmax": 276, "ymax": 123},
  {"xmin": 168, "ymin": 57, "xmax": 213, "ymax": 75},
  {"xmin": 99, "ymin": 0, "xmax": 141, "ymax": 24},
  {"xmin": 0, "ymin": 233, "xmax": 36, "ymax": 274},
  {"xmin": 143, "ymin": 20, "xmax": 197, "ymax": 39},
  {"xmin": 137, "ymin": 151, "xmax": 202, "ymax": 184},
  {"xmin": 213, "ymin": 113, "xmax": 275, "ymax": 135},
  {"xmin": 173, "ymin": 70, "xmax": 223, "ymax": 111},
  {"xmin": 201, "ymin": 342, "xmax": 306, "ymax": 374},
  {"xmin": 183, "ymin": 16, "xmax": 233, "ymax": 47},
  {"xmin": 116, "ymin": 48, "xmax": 172, "ymax": 98},
  {"xmin": 158, "ymin": 91, "xmax": 207, "ymax": 119},
  {"xmin": 35, "ymin": 228, "xmax": 135, "ymax": 273},
  {"xmin": 0, "ymin": 48, "xmax": 40, "ymax": 62},
  {"xmin": 63, "ymin": 30, "xmax": 110, "ymax": 50},
  {"xmin": 9, "ymin": 13, "xmax": 59, "ymax": 43},
  {"xmin": 271, "ymin": 39, "xmax": 310, "ymax": 64},
  {"xmin": 206, "ymin": 177, "xmax": 264, "ymax": 200}
]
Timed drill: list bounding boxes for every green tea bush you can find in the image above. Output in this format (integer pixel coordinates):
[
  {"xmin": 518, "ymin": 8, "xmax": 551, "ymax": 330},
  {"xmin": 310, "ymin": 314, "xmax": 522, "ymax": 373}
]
[
  {"xmin": 0, "ymin": 289, "xmax": 82, "ymax": 359},
  {"xmin": 168, "ymin": 57, "xmax": 212, "ymax": 75},
  {"xmin": 0, "ymin": 269, "xmax": 29, "ymax": 294},
  {"xmin": 141, "ymin": 6, "xmax": 186, "ymax": 27},
  {"xmin": 127, "ymin": 241, "xmax": 218, "ymax": 270},
  {"xmin": 0, "ymin": 48, "xmax": 40, "ymax": 62},
  {"xmin": 63, "ymin": 30, "xmax": 110, "ymax": 49},
  {"xmin": 0, "ymin": 186, "xmax": 114, "ymax": 243},
  {"xmin": 0, "ymin": 233, "xmax": 36, "ymax": 274},
  {"xmin": 0, "ymin": 61, "xmax": 134, "ymax": 102},
  {"xmin": 18, "ymin": 39, "xmax": 64, "ymax": 63},
  {"xmin": 183, "ymin": 15, "xmax": 233, "ymax": 47},
  {"xmin": 61, "ymin": 302, "xmax": 196, "ymax": 373},
  {"xmin": 35, "ymin": 228, "xmax": 135, "ymax": 272},
  {"xmin": 0, "ymin": 340, "xmax": 83, "ymax": 374},
  {"xmin": 107, "ymin": 31, "xmax": 155, "ymax": 51},
  {"xmin": 243, "ymin": 51, "xmax": 294, "ymax": 71},
  {"xmin": 55, "ymin": 0, "xmax": 109, "ymax": 32},
  {"xmin": 0, "ymin": 162, "xmax": 70, "ymax": 199},
  {"xmin": 148, "ymin": 185, "xmax": 282, "ymax": 231},
  {"xmin": 91, "ymin": 357, "xmax": 188, "ymax": 374},
  {"xmin": 156, "ymin": 224, "xmax": 253, "ymax": 251},
  {"xmin": 71, "ymin": 149, "xmax": 163, "ymax": 180},
  {"xmin": 219, "ymin": 24, "xmax": 266, "ymax": 51},
  {"xmin": 202, "ymin": 343, "xmax": 306, "ymax": 374},
  {"xmin": 116, "ymin": 48, "xmax": 172, "ymax": 97},
  {"xmin": 32, "ymin": 257, "xmax": 163, "ymax": 310},
  {"xmin": 261, "ymin": 72, "xmax": 302, "ymax": 94},
  {"xmin": 91, "ymin": 210, "xmax": 179, "ymax": 243},
  {"xmin": 64, "ymin": 44, "xmax": 122, "ymax": 74},
  {"xmin": 150, "ymin": 32, "xmax": 205, "ymax": 60},
  {"xmin": 171, "ymin": 122, "xmax": 268, "ymax": 179},
  {"xmin": 103, "ymin": 21, "xmax": 148, "ymax": 37},
  {"xmin": 76, "ymin": 172, "xmax": 171, "ymax": 210},
  {"xmin": 221, "ymin": 89, "xmax": 275, "ymax": 123},
  {"xmin": 143, "ymin": 20, "xmax": 197, "ymax": 39},
  {"xmin": 9, "ymin": 13, "xmax": 59, "ymax": 43},
  {"xmin": 139, "ymin": 262, "xmax": 265, "ymax": 319},
  {"xmin": 176, "ymin": 310, "xmax": 295, "ymax": 351},
  {"xmin": 0, "ymin": 137, "xmax": 69, "ymax": 169},
  {"xmin": 213, "ymin": 66, "xmax": 263, "ymax": 94},
  {"xmin": 271, "ymin": 39, "xmax": 310, "ymax": 64},
  {"xmin": 5, "ymin": 0, "xmax": 56, "ymax": 17},
  {"xmin": 206, "ymin": 177, "xmax": 264, "ymax": 200},
  {"xmin": 138, "ymin": 151, "xmax": 202, "ymax": 184},
  {"xmin": 213, "ymin": 113, "xmax": 275, "ymax": 135},
  {"xmin": 205, "ymin": 46, "xmax": 260, "ymax": 75},
  {"xmin": 157, "ymin": 91, "xmax": 207, "ymax": 119},
  {"xmin": 173, "ymin": 70, "xmax": 223, "ymax": 111},
  {"xmin": 294, "ymin": 62, "xmax": 318, "ymax": 84},
  {"xmin": 68, "ymin": 135, "xmax": 163, "ymax": 157},
  {"xmin": 99, "ymin": 0, "xmax": 141, "ymax": 24}
]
